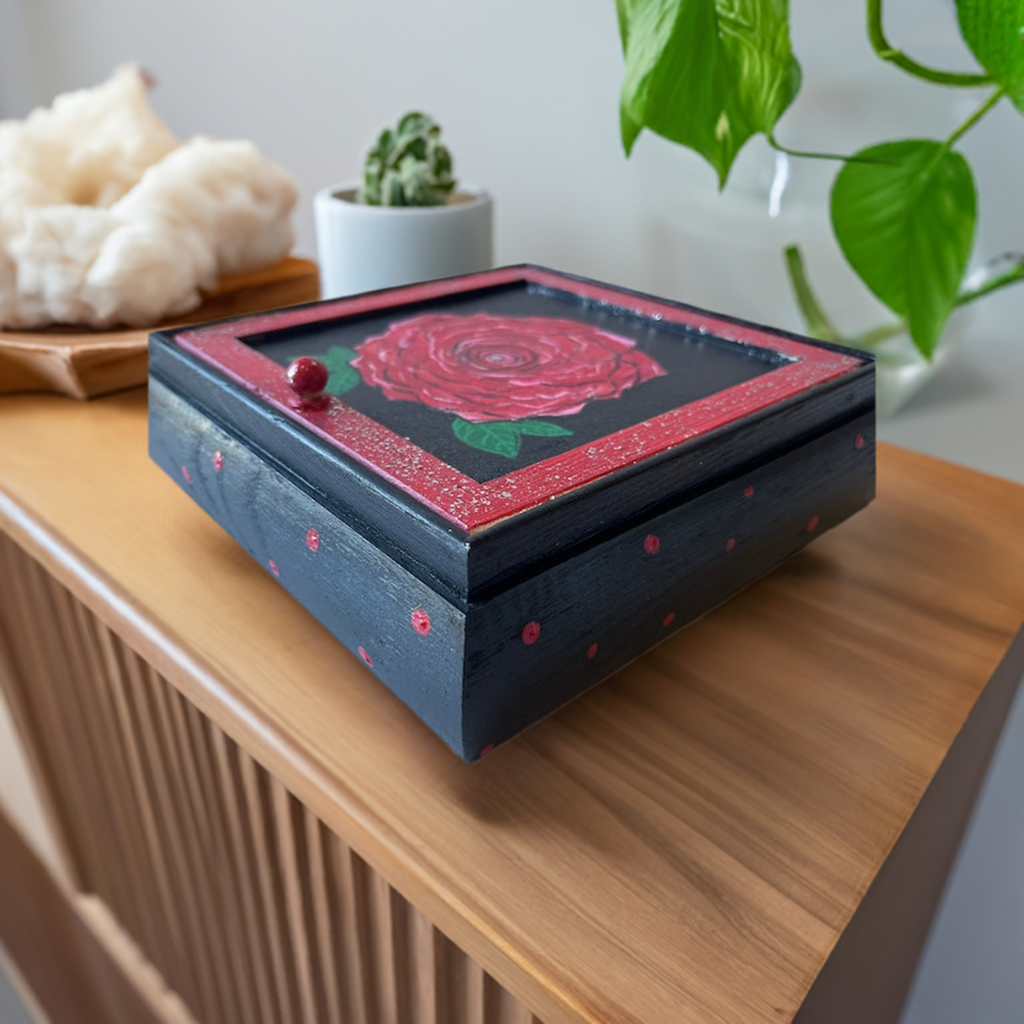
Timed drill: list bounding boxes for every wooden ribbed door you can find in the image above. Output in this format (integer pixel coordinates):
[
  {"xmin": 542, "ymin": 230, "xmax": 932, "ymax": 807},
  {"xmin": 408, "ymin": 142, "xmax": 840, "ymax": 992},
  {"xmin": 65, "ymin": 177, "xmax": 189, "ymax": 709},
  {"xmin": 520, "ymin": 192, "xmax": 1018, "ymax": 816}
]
[{"xmin": 0, "ymin": 532, "xmax": 541, "ymax": 1024}]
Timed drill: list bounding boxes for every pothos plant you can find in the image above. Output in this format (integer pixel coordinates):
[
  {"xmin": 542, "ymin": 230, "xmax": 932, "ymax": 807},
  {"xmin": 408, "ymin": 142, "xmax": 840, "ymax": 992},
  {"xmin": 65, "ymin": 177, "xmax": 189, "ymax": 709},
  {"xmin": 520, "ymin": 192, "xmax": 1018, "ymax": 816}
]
[{"xmin": 615, "ymin": 0, "xmax": 1024, "ymax": 360}]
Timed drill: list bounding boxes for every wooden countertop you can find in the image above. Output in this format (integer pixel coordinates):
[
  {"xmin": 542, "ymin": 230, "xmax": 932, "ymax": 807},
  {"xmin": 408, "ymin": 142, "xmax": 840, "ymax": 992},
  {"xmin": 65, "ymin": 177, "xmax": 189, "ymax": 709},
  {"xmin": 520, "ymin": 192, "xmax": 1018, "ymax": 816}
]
[{"xmin": 1, "ymin": 387, "xmax": 1022, "ymax": 1024}]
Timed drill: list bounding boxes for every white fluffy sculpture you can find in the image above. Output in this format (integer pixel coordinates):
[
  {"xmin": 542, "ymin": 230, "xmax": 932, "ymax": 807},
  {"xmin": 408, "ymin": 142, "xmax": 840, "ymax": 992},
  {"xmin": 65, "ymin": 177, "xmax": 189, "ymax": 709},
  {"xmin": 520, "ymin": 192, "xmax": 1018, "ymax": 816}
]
[{"xmin": 0, "ymin": 66, "xmax": 298, "ymax": 329}]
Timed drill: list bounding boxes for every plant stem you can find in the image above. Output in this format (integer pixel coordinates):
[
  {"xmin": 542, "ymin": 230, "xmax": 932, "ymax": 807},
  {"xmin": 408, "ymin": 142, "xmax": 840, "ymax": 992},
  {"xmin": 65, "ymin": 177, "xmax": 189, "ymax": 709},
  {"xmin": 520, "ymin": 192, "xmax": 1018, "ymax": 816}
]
[
  {"xmin": 955, "ymin": 255, "xmax": 1024, "ymax": 307},
  {"xmin": 797, "ymin": 257, "xmax": 1024, "ymax": 352},
  {"xmin": 784, "ymin": 246, "xmax": 841, "ymax": 343},
  {"xmin": 768, "ymin": 134, "xmax": 895, "ymax": 166},
  {"xmin": 850, "ymin": 320, "xmax": 907, "ymax": 349},
  {"xmin": 945, "ymin": 87, "xmax": 1008, "ymax": 147},
  {"xmin": 867, "ymin": 0, "xmax": 992, "ymax": 87},
  {"xmin": 851, "ymin": 258, "xmax": 1024, "ymax": 346},
  {"xmin": 786, "ymin": 240, "xmax": 1024, "ymax": 353},
  {"xmin": 768, "ymin": 134, "xmax": 860, "ymax": 165}
]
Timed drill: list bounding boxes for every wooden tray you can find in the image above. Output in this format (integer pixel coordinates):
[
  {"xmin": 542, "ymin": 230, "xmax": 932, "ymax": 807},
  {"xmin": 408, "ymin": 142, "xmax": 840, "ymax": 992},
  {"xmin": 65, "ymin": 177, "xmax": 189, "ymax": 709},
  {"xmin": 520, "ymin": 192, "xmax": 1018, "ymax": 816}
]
[{"xmin": 0, "ymin": 257, "xmax": 320, "ymax": 399}]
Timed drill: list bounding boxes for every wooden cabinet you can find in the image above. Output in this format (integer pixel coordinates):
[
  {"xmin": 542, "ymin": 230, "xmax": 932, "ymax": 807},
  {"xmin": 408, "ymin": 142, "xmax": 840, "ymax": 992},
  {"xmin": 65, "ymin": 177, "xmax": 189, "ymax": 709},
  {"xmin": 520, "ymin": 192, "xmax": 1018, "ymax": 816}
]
[{"xmin": 1, "ymin": 387, "xmax": 1022, "ymax": 1024}]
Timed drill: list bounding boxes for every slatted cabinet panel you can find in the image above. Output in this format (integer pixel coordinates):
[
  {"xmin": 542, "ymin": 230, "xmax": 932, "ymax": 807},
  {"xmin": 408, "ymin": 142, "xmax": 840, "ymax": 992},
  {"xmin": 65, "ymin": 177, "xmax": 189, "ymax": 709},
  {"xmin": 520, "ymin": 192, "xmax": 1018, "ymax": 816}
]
[{"xmin": 0, "ymin": 532, "xmax": 542, "ymax": 1024}]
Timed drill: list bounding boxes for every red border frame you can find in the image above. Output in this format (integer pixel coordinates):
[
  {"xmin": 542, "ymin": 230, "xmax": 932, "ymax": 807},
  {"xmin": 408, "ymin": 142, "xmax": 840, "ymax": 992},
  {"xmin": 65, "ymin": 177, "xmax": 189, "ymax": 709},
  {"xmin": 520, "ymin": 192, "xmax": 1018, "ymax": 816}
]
[{"xmin": 174, "ymin": 266, "xmax": 865, "ymax": 532}]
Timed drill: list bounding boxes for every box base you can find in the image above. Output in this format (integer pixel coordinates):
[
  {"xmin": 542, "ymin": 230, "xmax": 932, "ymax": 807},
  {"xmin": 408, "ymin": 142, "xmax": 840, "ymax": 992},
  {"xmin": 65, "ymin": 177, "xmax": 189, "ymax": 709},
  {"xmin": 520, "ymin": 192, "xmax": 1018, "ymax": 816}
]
[{"xmin": 150, "ymin": 380, "xmax": 874, "ymax": 761}]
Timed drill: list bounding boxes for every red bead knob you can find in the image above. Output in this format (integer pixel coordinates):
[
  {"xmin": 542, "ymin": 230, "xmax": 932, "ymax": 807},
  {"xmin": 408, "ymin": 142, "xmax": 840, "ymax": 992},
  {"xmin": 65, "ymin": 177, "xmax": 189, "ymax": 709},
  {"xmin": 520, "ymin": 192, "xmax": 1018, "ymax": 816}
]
[{"xmin": 287, "ymin": 357, "xmax": 330, "ymax": 410}]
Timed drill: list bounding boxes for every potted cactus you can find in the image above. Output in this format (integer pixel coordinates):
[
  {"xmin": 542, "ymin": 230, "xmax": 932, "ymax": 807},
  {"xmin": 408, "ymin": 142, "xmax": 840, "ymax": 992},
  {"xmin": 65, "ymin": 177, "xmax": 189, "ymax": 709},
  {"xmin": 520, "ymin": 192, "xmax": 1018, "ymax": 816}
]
[{"xmin": 315, "ymin": 112, "xmax": 493, "ymax": 298}]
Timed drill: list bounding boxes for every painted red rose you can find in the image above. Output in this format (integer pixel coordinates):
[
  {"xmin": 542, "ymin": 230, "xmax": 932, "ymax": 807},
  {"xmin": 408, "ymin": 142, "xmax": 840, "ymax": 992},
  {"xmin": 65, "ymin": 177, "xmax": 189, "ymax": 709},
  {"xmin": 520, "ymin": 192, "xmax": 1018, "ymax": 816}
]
[{"xmin": 350, "ymin": 313, "xmax": 665, "ymax": 423}]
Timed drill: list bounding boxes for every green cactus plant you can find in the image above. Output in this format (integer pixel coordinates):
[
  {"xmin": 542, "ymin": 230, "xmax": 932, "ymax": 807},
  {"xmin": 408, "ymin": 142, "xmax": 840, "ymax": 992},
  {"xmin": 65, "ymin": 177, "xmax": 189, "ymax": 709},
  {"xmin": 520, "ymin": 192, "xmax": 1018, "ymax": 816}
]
[{"xmin": 358, "ymin": 112, "xmax": 457, "ymax": 207}]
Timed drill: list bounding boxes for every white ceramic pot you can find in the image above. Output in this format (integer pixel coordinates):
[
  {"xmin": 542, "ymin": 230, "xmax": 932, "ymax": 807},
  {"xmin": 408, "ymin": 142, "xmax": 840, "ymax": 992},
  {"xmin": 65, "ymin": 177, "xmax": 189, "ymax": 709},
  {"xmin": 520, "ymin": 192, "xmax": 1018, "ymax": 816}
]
[{"xmin": 314, "ymin": 183, "xmax": 493, "ymax": 299}]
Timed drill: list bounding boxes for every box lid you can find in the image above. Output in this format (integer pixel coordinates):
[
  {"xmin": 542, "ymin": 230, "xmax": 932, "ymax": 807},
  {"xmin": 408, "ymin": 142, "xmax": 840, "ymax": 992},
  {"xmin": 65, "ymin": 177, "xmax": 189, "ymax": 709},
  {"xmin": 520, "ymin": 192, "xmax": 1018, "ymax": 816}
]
[{"xmin": 149, "ymin": 265, "xmax": 873, "ymax": 606}]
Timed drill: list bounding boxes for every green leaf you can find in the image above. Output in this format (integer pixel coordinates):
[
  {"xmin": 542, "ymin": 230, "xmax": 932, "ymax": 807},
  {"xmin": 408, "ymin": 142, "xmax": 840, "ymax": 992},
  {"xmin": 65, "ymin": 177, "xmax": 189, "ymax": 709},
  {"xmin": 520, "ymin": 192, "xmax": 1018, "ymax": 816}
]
[
  {"xmin": 311, "ymin": 347, "xmax": 360, "ymax": 395},
  {"xmin": 515, "ymin": 420, "xmax": 574, "ymax": 437},
  {"xmin": 617, "ymin": 0, "xmax": 801, "ymax": 185},
  {"xmin": 615, "ymin": 0, "xmax": 633, "ymax": 47},
  {"xmin": 957, "ymin": 0, "xmax": 1024, "ymax": 110},
  {"xmin": 450, "ymin": 418, "xmax": 574, "ymax": 457},
  {"xmin": 318, "ymin": 346, "xmax": 357, "ymax": 369},
  {"xmin": 324, "ymin": 364, "xmax": 360, "ymax": 395},
  {"xmin": 452, "ymin": 419, "xmax": 521, "ymax": 458},
  {"xmin": 831, "ymin": 140, "xmax": 977, "ymax": 359},
  {"xmin": 718, "ymin": 0, "xmax": 802, "ymax": 136},
  {"xmin": 620, "ymin": 101, "xmax": 643, "ymax": 155}
]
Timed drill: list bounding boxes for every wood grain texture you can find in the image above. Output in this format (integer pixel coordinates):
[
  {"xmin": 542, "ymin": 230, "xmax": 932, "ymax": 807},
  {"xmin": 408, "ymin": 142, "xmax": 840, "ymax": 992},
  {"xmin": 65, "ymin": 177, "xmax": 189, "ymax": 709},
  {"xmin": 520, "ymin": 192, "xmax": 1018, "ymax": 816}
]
[
  {"xmin": 0, "ymin": 387, "xmax": 1023, "ymax": 1023},
  {"xmin": 150, "ymin": 286, "xmax": 872, "ymax": 596},
  {"xmin": 0, "ymin": 257, "xmax": 319, "ymax": 399},
  {"xmin": 0, "ymin": 803, "xmax": 199, "ymax": 1024},
  {"xmin": 0, "ymin": 536, "xmax": 541, "ymax": 1024},
  {"xmin": 149, "ymin": 376, "xmax": 873, "ymax": 759},
  {"xmin": 794, "ymin": 625, "xmax": 1024, "ymax": 1022}
]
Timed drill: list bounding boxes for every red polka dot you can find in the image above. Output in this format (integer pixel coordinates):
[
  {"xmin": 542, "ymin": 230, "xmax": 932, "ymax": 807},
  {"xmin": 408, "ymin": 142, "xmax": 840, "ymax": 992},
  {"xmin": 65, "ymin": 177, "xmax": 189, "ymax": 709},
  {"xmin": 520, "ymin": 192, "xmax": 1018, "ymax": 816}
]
[
  {"xmin": 411, "ymin": 609, "xmax": 431, "ymax": 635},
  {"xmin": 643, "ymin": 534, "xmax": 661, "ymax": 555},
  {"xmin": 358, "ymin": 646, "xmax": 373, "ymax": 667},
  {"xmin": 306, "ymin": 528, "xmax": 320, "ymax": 552},
  {"xmin": 587, "ymin": 642, "xmax": 598, "ymax": 660},
  {"xmin": 807, "ymin": 515, "xmax": 820, "ymax": 532},
  {"xmin": 662, "ymin": 612, "xmax": 676, "ymax": 627},
  {"xmin": 744, "ymin": 485, "xmax": 755, "ymax": 498},
  {"xmin": 268, "ymin": 559, "xmax": 280, "ymax": 577},
  {"xmin": 726, "ymin": 537, "xmax": 737, "ymax": 552},
  {"xmin": 521, "ymin": 621, "xmax": 541, "ymax": 645},
  {"xmin": 181, "ymin": 465, "xmax": 193, "ymax": 485},
  {"xmin": 213, "ymin": 451, "xmax": 224, "ymax": 471},
  {"xmin": 854, "ymin": 433, "xmax": 865, "ymax": 450},
  {"xmin": 479, "ymin": 743, "xmax": 495, "ymax": 757}
]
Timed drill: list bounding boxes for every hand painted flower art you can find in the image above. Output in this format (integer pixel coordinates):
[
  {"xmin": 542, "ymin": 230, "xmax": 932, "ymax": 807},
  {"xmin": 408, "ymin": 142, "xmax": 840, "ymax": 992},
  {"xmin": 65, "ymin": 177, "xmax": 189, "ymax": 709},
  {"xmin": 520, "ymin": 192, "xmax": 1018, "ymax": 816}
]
[
  {"xmin": 351, "ymin": 313, "xmax": 665, "ymax": 421},
  {"xmin": 337, "ymin": 313, "xmax": 666, "ymax": 457}
]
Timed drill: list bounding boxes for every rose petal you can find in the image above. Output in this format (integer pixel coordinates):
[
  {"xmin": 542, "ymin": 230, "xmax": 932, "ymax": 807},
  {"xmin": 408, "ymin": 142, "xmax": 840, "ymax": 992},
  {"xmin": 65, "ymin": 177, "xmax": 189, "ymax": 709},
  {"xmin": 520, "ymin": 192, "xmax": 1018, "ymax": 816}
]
[{"xmin": 353, "ymin": 313, "xmax": 665, "ymax": 422}]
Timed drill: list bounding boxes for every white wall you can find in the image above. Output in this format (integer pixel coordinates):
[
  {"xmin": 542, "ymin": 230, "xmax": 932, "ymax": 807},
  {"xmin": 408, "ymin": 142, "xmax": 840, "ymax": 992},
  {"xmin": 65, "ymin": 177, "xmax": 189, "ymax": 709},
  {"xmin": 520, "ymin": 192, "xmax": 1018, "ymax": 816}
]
[{"xmin": 3, "ymin": 0, "xmax": 1023, "ymax": 342}]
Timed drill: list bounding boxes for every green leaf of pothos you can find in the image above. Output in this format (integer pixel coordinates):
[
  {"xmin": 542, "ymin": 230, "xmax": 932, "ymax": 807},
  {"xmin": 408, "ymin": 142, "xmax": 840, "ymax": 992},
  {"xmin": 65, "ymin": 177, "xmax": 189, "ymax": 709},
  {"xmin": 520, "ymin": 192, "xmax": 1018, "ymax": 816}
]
[
  {"xmin": 616, "ymin": 0, "xmax": 801, "ymax": 185},
  {"xmin": 957, "ymin": 0, "xmax": 1024, "ymax": 110},
  {"xmin": 831, "ymin": 140, "xmax": 977, "ymax": 359},
  {"xmin": 718, "ymin": 0, "xmax": 802, "ymax": 136}
]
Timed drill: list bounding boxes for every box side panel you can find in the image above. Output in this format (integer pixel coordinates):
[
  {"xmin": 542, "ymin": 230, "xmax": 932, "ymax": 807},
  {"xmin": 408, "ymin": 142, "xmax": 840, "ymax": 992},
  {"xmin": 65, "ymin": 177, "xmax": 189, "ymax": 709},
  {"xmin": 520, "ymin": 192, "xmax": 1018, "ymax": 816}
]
[
  {"xmin": 149, "ymin": 379, "xmax": 468, "ymax": 757},
  {"xmin": 154, "ymin": 330, "xmax": 871, "ymax": 603},
  {"xmin": 150, "ymin": 336, "xmax": 471, "ymax": 606},
  {"xmin": 468, "ymin": 365, "xmax": 874, "ymax": 598},
  {"xmin": 460, "ymin": 412, "xmax": 875, "ymax": 759}
]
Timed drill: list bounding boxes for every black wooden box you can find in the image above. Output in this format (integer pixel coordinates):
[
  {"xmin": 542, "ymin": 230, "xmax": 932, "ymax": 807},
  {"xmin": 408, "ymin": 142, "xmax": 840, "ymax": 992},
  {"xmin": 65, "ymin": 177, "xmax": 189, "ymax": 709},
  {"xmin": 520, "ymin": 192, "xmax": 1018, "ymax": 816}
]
[{"xmin": 149, "ymin": 266, "xmax": 875, "ymax": 761}]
